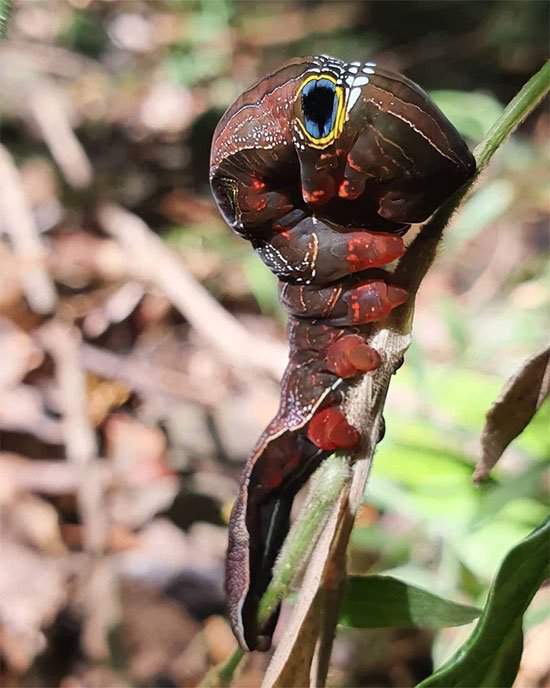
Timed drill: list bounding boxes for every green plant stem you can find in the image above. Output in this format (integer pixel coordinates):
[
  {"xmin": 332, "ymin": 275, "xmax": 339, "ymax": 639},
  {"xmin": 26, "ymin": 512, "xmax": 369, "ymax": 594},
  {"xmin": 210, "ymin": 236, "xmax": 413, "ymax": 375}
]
[
  {"xmin": 198, "ymin": 646, "xmax": 244, "ymax": 688},
  {"xmin": 200, "ymin": 455, "xmax": 350, "ymax": 688},
  {"xmin": 216, "ymin": 63, "xmax": 550, "ymax": 687},
  {"xmin": 474, "ymin": 60, "xmax": 550, "ymax": 170},
  {"xmin": 392, "ymin": 58, "xmax": 550, "ymax": 331},
  {"xmin": 217, "ymin": 648, "xmax": 245, "ymax": 686},
  {"xmin": 257, "ymin": 453, "xmax": 351, "ymax": 626}
]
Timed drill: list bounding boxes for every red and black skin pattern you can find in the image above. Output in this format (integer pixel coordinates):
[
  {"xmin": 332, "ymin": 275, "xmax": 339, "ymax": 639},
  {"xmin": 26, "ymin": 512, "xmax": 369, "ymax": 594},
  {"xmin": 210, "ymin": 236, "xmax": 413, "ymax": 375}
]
[{"xmin": 210, "ymin": 55, "xmax": 475, "ymax": 651}]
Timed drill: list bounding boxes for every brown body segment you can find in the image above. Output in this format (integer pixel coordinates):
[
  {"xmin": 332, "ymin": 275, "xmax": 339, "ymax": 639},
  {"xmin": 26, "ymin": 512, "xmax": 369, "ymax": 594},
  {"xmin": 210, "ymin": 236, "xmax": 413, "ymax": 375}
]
[{"xmin": 210, "ymin": 55, "xmax": 475, "ymax": 651}]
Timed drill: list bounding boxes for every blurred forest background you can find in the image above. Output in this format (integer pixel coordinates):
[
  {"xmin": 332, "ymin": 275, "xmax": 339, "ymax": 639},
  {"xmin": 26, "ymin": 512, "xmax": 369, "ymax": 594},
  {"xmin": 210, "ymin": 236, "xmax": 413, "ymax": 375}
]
[{"xmin": 0, "ymin": 1, "xmax": 548, "ymax": 687}]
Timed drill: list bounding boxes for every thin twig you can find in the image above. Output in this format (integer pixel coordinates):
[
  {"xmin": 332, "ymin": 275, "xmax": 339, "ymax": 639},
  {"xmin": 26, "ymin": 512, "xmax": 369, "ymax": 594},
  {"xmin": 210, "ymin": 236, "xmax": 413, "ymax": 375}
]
[
  {"xmin": 37, "ymin": 323, "xmax": 122, "ymax": 661},
  {"xmin": 0, "ymin": 452, "xmax": 112, "ymax": 496},
  {"xmin": 28, "ymin": 80, "xmax": 93, "ymax": 189},
  {"xmin": 97, "ymin": 203, "xmax": 287, "ymax": 379},
  {"xmin": 80, "ymin": 342, "xmax": 220, "ymax": 406},
  {"xmin": 0, "ymin": 144, "xmax": 57, "ymax": 314},
  {"xmin": 0, "ymin": 39, "xmax": 103, "ymax": 78},
  {"xmin": 0, "ymin": 386, "xmax": 63, "ymax": 444},
  {"xmin": 37, "ymin": 322, "xmax": 107, "ymax": 553}
]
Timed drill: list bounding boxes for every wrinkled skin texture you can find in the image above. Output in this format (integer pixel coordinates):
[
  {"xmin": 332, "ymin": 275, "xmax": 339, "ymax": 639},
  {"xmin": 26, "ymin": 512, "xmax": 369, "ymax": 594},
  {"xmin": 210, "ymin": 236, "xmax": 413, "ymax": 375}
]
[{"xmin": 210, "ymin": 55, "xmax": 475, "ymax": 651}]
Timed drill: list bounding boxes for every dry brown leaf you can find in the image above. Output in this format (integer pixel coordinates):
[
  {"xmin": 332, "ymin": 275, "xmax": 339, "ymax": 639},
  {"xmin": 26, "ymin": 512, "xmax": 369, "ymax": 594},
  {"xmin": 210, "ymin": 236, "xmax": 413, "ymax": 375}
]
[
  {"xmin": 110, "ymin": 477, "xmax": 179, "ymax": 531},
  {"xmin": 115, "ymin": 518, "xmax": 195, "ymax": 582},
  {"xmin": 82, "ymin": 281, "xmax": 145, "ymax": 339},
  {"xmin": 120, "ymin": 579, "xmax": 199, "ymax": 683},
  {"xmin": 0, "ymin": 541, "xmax": 67, "ymax": 672},
  {"xmin": 105, "ymin": 413, "xmax": 168, "ymax": 482},
  {"xmin": 48, "ymin": 231, "xmax": 127, "ymax": 285},
  {"xmin": 86, "ymin": 375, "xmax": 131, "ymax": 425},
  {"xmin": 475, "ymin": 344, "xmax": 550, "ymax": 482},
  {"xmin": 105, "ymin": 413, "xmax": 178, "ymax": 528},
  {"xmin": 7, "ymin": 493, "xmax": 66, "ymax": 554}
]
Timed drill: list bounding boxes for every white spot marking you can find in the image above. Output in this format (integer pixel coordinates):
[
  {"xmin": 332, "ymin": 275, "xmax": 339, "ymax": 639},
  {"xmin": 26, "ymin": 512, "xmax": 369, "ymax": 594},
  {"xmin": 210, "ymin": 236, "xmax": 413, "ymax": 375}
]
[{"xmin": 347, "ymin": 87, "xmax": 362, "ymax": 113}]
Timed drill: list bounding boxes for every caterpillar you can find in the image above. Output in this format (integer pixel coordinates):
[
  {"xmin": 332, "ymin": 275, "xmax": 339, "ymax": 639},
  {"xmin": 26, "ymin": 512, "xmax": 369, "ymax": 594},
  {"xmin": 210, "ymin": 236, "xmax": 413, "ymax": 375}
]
[{"xmin": 210, "ymin": 55, "xmax": 475, "ymax": 651}]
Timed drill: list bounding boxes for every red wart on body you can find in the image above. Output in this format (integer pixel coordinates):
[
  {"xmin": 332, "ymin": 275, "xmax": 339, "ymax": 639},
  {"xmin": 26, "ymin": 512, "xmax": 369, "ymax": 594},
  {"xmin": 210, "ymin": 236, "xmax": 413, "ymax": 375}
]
[{"xmin": 210, "ymin": 55, "xmax": 475, "ymax": 652}]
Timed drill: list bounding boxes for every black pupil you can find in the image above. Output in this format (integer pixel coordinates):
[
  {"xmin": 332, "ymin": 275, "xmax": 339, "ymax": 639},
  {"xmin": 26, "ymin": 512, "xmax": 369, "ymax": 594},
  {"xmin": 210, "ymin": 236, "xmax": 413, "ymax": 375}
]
[{"xmin": 301, "ymin": 80, "xmax": 337, "ymax": 139}]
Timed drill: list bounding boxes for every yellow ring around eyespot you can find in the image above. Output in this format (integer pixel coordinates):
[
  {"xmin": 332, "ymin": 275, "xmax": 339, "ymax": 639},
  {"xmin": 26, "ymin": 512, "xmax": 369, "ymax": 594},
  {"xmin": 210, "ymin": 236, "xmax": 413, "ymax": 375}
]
[{"xmin": 295, "ymin": 74, "xmax": 345, "ymax": 149}]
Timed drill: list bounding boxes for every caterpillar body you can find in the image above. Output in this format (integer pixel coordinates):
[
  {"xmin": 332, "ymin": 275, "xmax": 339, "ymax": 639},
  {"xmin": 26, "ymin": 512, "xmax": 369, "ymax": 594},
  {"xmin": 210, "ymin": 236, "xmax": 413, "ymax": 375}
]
[{"xmin": 210, "ymin": 55, "xmax": 475, "ymax": 651}]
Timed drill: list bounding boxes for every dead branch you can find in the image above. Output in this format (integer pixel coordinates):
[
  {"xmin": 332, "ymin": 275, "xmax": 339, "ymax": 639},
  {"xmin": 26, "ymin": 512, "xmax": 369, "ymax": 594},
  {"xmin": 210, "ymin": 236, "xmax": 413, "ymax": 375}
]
[
  {"xmin": 37, "ymin": 322, "xmax": 107, "ymax": 554},
  {"xmin": 97, "ymin": 203, "xmax": 287, "ymax": 379},
  {"xmin": 80, "ymin": 342, "xmax": 220, "ymax": 407},
  {"xmin": 0, "ymin": 386, "xmax": 63, "ymax": 444},
  {"xmin": 0, "ymin": 39, "xmax": 104, "ymax": 80},
  {"xmin": 0, "ymin": 144, "xmax": 57, "ymax": 314},
  {"xmin": 28, "ymin": 80, "xmax": 93, "ymax": 189},
  {"xmin": 0, "ymin": 452, "xmax": 113, "ymax": 498}
]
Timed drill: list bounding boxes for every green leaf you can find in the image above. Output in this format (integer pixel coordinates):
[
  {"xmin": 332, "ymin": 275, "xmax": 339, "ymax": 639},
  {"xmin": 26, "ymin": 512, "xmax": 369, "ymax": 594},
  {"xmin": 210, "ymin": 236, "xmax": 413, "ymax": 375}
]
[
  {"xmin": 417, "ymin": 517, "xmax": 550, "ymax": 688},
  {"xmin": 454, "ymin": 519, "xmax": 534, "ymax": 582},
  {"xmin": 473, "ymin": 462, "xmax": 549, "ymax": 527},
  {"xmin": 430, "ymin": 90, "xmax": 504, "ymax": 142},
  {"xmin": 427, "ymin": 367, "xmax": 501, "ymax": 432},
  {"xmin": 446, "ymin": 179, "xmax": 515, "ymax": 251},
  {"xmin": 242, "ymin": 254, "xmax": 282, "ymax": 317},
  {"xmin": 339, "ymin": 575, "xmax": 480, "ymax": 629}
]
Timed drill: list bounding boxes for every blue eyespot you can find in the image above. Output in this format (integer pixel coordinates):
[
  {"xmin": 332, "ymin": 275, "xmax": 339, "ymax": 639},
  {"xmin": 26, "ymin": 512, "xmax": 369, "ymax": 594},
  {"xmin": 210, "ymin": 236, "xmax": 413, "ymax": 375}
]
[{"xmin": 301, "ymin": 78, "xmax": 338, "ymax": 140}]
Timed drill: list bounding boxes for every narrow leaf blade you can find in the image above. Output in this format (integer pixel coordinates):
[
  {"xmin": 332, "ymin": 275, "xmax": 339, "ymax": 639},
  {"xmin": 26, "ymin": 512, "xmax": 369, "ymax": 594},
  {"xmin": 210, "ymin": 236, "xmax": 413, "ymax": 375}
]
[
  {"xmin": 339, "ymin": 575, "xmax": 481, "ymax": 629},
  {"xmin": 417, "ymin": 517, "xmax": 550, "ymax": 688}
]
